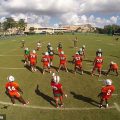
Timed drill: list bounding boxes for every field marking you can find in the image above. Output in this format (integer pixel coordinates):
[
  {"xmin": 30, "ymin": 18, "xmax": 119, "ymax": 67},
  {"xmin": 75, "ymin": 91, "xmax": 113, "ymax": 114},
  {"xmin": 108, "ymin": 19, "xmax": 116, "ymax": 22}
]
[
  {"xmin": 0, "ymin": 67, "xmax": 25, "ymax": 70},
  {"xmin": 112, "ymin": 94, "xmax": 118, "ymax": 96},
  {"xmin": 0, "ymin": 101, "xmax": 116, "ymax": 111},
  {"xmin": 0, "ymin": 55, "xmax": 23, "ymax": 56},
  {"xmin": 114, "ymin": 103, "xmax": 120, "ymax": 112}
]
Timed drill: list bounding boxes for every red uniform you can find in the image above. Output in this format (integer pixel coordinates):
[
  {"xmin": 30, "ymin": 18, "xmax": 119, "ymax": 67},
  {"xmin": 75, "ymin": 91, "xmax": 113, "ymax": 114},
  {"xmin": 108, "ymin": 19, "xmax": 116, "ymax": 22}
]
[
  {"xmin": 101, "ymin": 85, "xmax": 115, "ymax": 100},
  {"xmin": 42, "ymin": 55, "xmax": 50, "ymax": 67},
  {"xmin": 73, "ymin": 54, "xmax": 82, "ymax": 67},
  {"xmin": 59, "ymin": 54, "xmax": 67, "ymax": 65},
  {"xmin": 29, "ymin": 53, "xmax": 37, "ymax": 65},
  {"xmin": 110, "ymin": 63, "xmax": 118, "ymax": 70},
  {"xmin": 94, "ymin": 56, "xmax": 103, "ymax": 69},
  {"xmin": 5, "ymin": 82, "xmax": 20, "ymax": 98},
  {"xmin": 51, "ymin": 82, "xmax": 63, "ymax": 97}
]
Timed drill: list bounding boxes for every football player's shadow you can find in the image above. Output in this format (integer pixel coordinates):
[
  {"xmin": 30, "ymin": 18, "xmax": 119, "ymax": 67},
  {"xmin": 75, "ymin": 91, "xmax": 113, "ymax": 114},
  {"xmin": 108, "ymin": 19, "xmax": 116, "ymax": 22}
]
[
  {"xmin": 70, "ymin": 91, "xmax": 99, "ymax": 107},
  {"xmin": 35, "ymin": 85, "xmax": 56, "ymax": 107}
]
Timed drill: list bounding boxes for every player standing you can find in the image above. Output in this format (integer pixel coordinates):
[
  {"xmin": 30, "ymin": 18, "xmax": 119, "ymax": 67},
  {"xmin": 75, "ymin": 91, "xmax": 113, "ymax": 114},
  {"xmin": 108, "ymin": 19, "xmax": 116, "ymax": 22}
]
[
  {"xmin": 82, "ymin": 45, "xmax": 86, "ymax": 58},
  {"xmin": 73, "ymin": 52, "xmax": 83, "ymax": 74},
  {"xmin": 91, "ymin": 54, "xmax": 103, "ymax": 77},
  {"xmin": 96, "ymin": 49, "xmax": 102, "ymax": 56},
  {"xmin": 51, "ymin": 75, "xmax": 67, "ymax": 108},
  {"xmin": 21, "ymin": 40, "xmax": 25, "ymax": 48},
  {"xmin": 106, "ymin": 61, "xmax": 119, "ymax": 76},
  {"xmin": 41, "ymin": 52, "xmax": 51, "ymax": 74},
  {"xmin": 57, "ymin": 42, "xmax": 63, "ymax": 54},
  {"xmin": 58, "ymin": 51, "xmax": 68, "ymax": 72},
  {"xmin": 5, "ymin": 75, "xmax": 29, "ymax": 105},
  {"xmin": 29, "ymin": 50, "xmax": 37, "ymax": 72},
  {"xmin": 24, "ymin": 47, "xmax": 30, "ymax": 66},
  {"xmin": 98, "ymin": 79, "xmax": 115, "ymax": 108},
  {"xmin": 48, "ymin": 47, "xmax": 54, "ymax": 66},
  {"xmin": 36, "ymin": 41, "xmax": 41, "ymax": 51}
]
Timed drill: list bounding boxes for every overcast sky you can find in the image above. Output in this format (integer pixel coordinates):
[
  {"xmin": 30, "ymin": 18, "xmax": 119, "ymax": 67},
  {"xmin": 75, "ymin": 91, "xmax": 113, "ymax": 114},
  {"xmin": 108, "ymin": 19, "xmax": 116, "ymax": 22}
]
[{"xmin": 0, "ymin": 0, "xmax": 120, "ymax": 27}]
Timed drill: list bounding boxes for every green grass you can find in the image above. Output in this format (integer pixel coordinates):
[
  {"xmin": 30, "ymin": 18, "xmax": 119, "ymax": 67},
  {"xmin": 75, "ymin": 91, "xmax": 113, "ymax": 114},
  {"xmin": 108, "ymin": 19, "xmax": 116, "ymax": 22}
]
[{"xmin": 0, "ymin": 34, "xmax": 120, "ymax": 120}]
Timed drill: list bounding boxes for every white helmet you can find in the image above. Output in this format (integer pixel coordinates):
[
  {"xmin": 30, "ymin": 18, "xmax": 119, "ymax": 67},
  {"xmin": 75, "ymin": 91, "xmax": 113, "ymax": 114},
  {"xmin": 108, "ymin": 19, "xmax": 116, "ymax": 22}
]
[
  {"xmin": 25, "ymin": 48, "xmax": 28, "ymax": 50},
  {"xmin": 79, "ymin": 48, "xmax": 82, "ymax": 51},
  {"xmin": 98, "ymin": 49, "xmax": 102, "ymax": 52},
  {"xmin": 48, "ymin": 42, "xmax": 51, "ymax": 45},
  {"xmin": 50, "ymin": 47, "xmax": 53, "ymax": 50},
  {"xmin": 104, "ymin": 79, "xmax": 112, "ymax": 85},
  {"xmin": 52, "ymin": 72, "xmax": 55, "ymax": 77},
  {"xmin": 53, "ymin": 76, "xmax": 60, "ymax": 83},
  {"xmin": 7, "ymin": 75, "xmax": 15, "ymax": 82},
  {"xmin": 82, "ymin": 45, "xmax": 85, "ymax": 48},
  {"xmin": 76, "ymin": 52, "xmax": 79, "ymax": 55},
  {"xmin": 98, "ymin": 53, "xmax": 101, "ymax": 57},
  {"xmin": 61, "ymin": 51, "xmax": 64, "ymax": 54},
  {"xmin": 45, "ymin": 52, "xmax": 49, "ymax": 55},
  {"xmin": 110, "ymin": 61, "xmax": 114, "ymax": 64},
  {"xmin": 33, "ymin": 50, "xmax": 36, "ymax": 54}
]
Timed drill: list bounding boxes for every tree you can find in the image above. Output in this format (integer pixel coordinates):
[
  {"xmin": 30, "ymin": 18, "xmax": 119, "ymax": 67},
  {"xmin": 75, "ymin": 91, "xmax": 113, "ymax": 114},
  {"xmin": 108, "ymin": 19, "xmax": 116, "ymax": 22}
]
[
  {"xmin": 17, "ymin": 19, "xmax": 27, "ymax": 31},
  {"xmin": 2, "ymin": 17, "xmax": 16, "ymax": 30}
]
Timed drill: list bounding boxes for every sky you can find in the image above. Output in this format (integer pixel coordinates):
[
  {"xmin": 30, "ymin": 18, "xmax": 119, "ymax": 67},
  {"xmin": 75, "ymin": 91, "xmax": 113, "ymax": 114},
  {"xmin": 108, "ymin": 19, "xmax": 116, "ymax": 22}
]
[{"xmin": 0, "ymin": 0, "xmax": 120, "ymax": 28}]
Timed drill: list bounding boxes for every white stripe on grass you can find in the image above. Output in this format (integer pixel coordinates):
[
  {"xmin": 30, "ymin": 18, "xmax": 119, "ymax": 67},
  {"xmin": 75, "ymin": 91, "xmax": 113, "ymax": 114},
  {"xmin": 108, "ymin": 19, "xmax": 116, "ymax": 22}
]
[
  {"xmin": 0, "ymin": 67, "xmax": 25, "ymax": 70},
  {"xmin": 114, "ymin": 103, "xmax": 120, "ymax": 112},
  {"xmin": 0, "ymin": 101, "xmax": 116, "ymax": 111}
]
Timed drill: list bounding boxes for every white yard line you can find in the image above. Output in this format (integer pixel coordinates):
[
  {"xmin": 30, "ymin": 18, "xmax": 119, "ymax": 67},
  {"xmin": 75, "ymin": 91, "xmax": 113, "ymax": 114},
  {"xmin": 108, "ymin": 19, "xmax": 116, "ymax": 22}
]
[
  {"xmin": 0, "ymin": 67, "xmax": 25, "ymax": 70},
  {"xmin": 0, "ymin": 55, "xmax": 23, "ymax": 56},
  {"xmin": 114, "ymin": 103, "xmax": 120, "ymax": 112},
  {"xmin": 0, "ymin": 101, "xmax": 116, "ymax": 111}
]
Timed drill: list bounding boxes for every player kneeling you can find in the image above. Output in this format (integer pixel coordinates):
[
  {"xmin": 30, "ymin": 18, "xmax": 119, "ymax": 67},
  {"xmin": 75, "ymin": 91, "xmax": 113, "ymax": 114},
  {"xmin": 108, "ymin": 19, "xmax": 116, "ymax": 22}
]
[
  {"xmin": 98, "ymin": 79, "xmax": 115, "ymax": 108},
  {"xmin": 5, "ymin": 76, "xmax": 29, "ymax": 105},
  {"xmin": 51, "ymin": 75, "xmax": 67, "ymax": 108},
  {"xmin": 106, "ymin": 61, "xmax": 119, "ymax": 76}
]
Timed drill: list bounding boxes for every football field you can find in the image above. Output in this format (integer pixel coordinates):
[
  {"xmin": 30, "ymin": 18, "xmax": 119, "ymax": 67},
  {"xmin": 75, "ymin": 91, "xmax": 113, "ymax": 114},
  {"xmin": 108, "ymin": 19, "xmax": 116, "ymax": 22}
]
[{"xmin": 0, "ymin": 33, "xmax": 120, "ymax": 120}]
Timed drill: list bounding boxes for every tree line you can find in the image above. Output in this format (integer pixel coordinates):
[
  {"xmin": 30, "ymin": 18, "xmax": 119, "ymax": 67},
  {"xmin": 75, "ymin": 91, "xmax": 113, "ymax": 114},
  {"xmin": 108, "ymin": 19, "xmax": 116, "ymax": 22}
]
[
  {"xmin": 96, "ymin": 24, "xmax": 120, "ymax": 35},
  {"xmin": 0, "ymin": 17, "xmax": 26, "ymax": 32}
]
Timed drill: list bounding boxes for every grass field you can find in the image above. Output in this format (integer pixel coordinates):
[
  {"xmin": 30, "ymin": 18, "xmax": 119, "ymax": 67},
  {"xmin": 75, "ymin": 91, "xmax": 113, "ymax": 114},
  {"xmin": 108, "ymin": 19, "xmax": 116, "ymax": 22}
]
[{"xmin": 0, "ymin": 33, "xmax": 120, "ymax": 120}]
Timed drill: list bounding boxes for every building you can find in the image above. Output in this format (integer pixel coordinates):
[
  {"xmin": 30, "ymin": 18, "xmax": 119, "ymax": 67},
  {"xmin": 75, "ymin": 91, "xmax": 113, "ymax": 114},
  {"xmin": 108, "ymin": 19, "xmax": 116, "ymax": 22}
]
[{"xmin": 24, "ymin": 24, "xmax": 96, "ymax": 34}]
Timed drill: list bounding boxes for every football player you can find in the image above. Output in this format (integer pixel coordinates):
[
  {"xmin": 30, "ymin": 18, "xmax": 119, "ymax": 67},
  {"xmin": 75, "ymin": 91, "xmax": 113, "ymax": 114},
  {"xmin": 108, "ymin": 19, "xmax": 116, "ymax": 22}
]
[
  {"xmin": 91, "ymin": 54, "xmax": 103, "ymax": 77},
  {"xmin": 82, "ymin": 45, "xmax": 86, "ymax": 58},
  {"xmin": 98, "ymin": 79, "xmax": 115, "ymax": 108},
  {"xmin": 58, "ymin": 51, "xmax": 68, "ymax": 72},
  {"xmin": 21, "ymin": 40, "xmax": 25, "ymax": 48},
  {"xmin": 57, "ymin": 42, "xmax": 63, "ymax": 54},
  {"xmin": 41, "ymin": 52, "xmax": 51, "ymax": 74},
  {"xmin": 5, "ymin": 75, "xmax": 29, "ymax": 105},
  {"xmin": 36, "ymin": 41, "xmax": 41, "ymax": 51},
  {"xmin": 51, "ymin": 75, "xmax": 67, "ymax": 108},
  {"xmin": 96, "ymin": 49, "xmax": 102, "ymax": 57},
  {"xmin": 47, "ymin": 42, "xmax": 51, "ymax": 51},
  {"xmin": 24, "ymin": 47, "xmax": 30, "ymax": 66},
  {"xmin": 29, "ymin": 50, "xmax": 37, "ymax": 72},
  {"xmin": 106, "ymin": 61, "xmax": 119, "ymax": 76},
  {"xmin": 73, "ymin": 52, "xmax": 83, "ymax": 74},
  {"xmin": 48, "ymin": 47, "xmax": 54, "ymax": 66}
]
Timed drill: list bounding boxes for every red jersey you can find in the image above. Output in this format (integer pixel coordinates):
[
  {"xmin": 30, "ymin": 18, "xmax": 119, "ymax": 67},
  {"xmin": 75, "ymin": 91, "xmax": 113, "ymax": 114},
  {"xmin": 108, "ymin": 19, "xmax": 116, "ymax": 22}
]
[
  {"xmin": 94, "ymin": 56, "xmax": 103, "ymax": 67},
  {"xmin": 5, "ymin": 82, "xmax": 19, "ymax": 94},
  {"xmin": 42, "ymin": 55, "xmax": 50, "ymax": 65},
  {"xmin": 110, "ymin": 63, "xmax": 118, "ymax": 70},
  {"xmin": 101, "ymin": 85, "xmax": 115, "ymax": 100},
  {"xmin": 51, "ymin": 82, "xmax": 62, "ymax": 94},
  {"xmin": 73, "ymin": 54, "xmax": 82, "ymax": 65},
  {"xmin": 59, "ymin": 54, "xmax": 67, "ymax": 64},
  {"xmin": 29, "ymin": 53, "xmax": 37, "ymax": 62}
]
